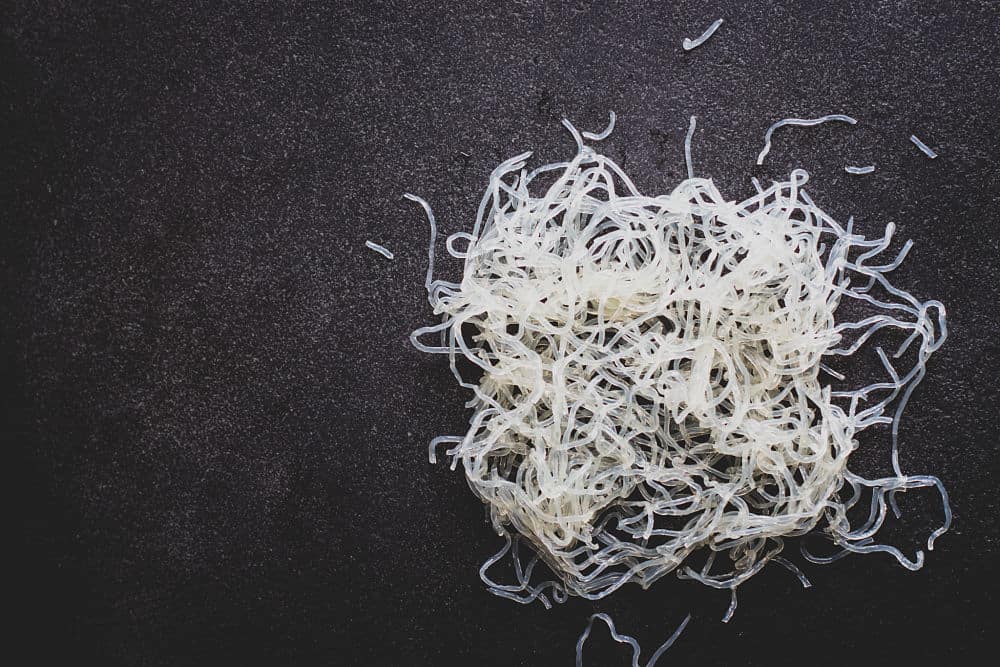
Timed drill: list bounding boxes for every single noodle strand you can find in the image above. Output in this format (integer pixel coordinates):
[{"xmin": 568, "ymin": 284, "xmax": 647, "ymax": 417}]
[
  {"xmin": 365, "ymin": 240, "xmax": 394, "ymax": 259},
  {"xmin": 685, "ymin": 115, "xmax": 697, "ymax": 179},
  {"xmin": 910, "ymin": 134, "xmax": 938, "ymax": 158},
  {"xmin": 756, "ymin": 115, "xmax": 858, "ymax": 165},
  {"xmin": 683, "ymin": 19, "xmax": 724, "ymax": 51}
]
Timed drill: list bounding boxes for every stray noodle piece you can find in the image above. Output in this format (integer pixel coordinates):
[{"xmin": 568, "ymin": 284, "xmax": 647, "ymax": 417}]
[
  {"xmin": 365, "ymin": 240, "xmax": 394, "ymax": 259},
  {"xmin": 845, "ymin": 165, "xmax": 876, "ymax": 175},
  {"xmin": 910, "ymin": 134, "xmax": 938, "ymax": 158},
  {"xmin": 683, "ymin": 19, "xmax": 724, "ymax": 51},
  {"xmin": 576, "ymin": 613, "xmax": 691, "ymax": 667},
  {"xmin": 756, "ymin": 115, "xmax": 857, "ymax": 165}
]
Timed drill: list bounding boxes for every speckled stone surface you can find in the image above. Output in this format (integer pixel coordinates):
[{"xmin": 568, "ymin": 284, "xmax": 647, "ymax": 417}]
[{"xmin": 4, "ymin": 2, "xmax": 998, "ymax": 665}]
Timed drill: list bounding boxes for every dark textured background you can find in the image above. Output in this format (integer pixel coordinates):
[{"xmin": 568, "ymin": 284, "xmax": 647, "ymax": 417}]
[{"xmin": 4, "ymin": 1, "xmax": 999, "ymax": 665}]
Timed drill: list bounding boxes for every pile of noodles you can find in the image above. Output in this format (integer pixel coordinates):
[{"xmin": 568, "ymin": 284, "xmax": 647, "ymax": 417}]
[{"xmin": 408, "ymin": 119, "xmax": 950, "ymax": 611}]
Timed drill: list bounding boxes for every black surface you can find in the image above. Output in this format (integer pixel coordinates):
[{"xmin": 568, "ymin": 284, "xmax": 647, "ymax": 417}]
[{"xmin": 4, "ymin": 2, "xmax": 999, "ymax": 665}]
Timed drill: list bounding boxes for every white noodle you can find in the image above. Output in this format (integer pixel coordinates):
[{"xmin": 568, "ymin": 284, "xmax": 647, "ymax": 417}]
[
  {"xmin": 684, "ymin": 115, "xmax": 697, "ymax": 179},
  {"xmin": 773, "ymin": 556, "xmax": 813, "ymax": 588},
  {"xmin": 910, "ymin": 134, "xmax": 938, "ymax": 158},
  {"xmin": 683, "ymin": 18, "xmax": 724, "ymax": 51},
  {"xmin": 845, "ymin": 165, "xmax": 876, "ymax": 175},
  {"xmin": 576, "ymin": 613, "xmax": 691, "ymax": 667},
  {"xmin": 582, "ymin": 112, "xmax": 617, "ymax": 141},
  {"xmin": 722, "ymin": 588, "xmax": 738, "ymax": 623},
  {"xmin": 403, "ymin": 193, "xmax": 438, "ymax": 297},
  {"xmin": 365, "ymin": 240, "xmax": 394, "ymax": 259},
  {"xmin": 410, "ymin": 117, "xmax": 951, "ymax": 621},
  {"xmin": 756, "ymin": 115, "xmax": 858, "ymax": 165}
]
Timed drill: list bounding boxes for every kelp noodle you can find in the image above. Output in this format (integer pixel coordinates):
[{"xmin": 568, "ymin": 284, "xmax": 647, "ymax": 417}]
[
  {"xmin": 683, "ymin": 19, "xmax": 724, "ymax": 51},
  {"xmin": 407, "ymin": 117, "xmax": 951, "ymax": 614},
  {"xmin": 365, "ymin": 240, "xmax": 395, "ymax": 259},
  {"xmin": 910, "ymin": 134, "xmax": 938, "ymax": 159},
  {"xmin": 756, "ymin": 115, "xmax": 857, "ymax": 165},
  {"xmin": 576, "ymin": 613, "xmax": 691, "ymax": 667}
]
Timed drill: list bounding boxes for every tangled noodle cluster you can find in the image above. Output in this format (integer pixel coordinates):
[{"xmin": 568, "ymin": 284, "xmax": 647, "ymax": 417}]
[{"xmin": 409, "ymin": 120, "xmax": 950, "ymax": 609}]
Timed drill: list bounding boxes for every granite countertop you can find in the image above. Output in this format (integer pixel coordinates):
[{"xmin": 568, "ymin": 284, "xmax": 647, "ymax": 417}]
[{"xmin": 5, "ymin": 2, "xmax": 998, "ymax": 665}]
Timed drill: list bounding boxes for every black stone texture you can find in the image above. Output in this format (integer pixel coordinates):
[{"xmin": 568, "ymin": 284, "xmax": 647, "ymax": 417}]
[{"xmin": 4, "ymin": 1, "xmax": 999, "ymax": 666}]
